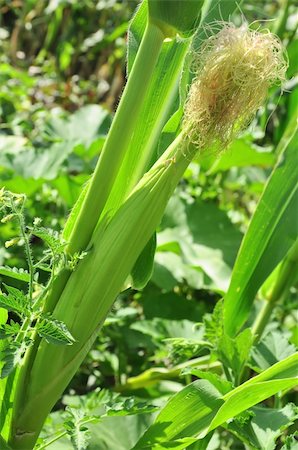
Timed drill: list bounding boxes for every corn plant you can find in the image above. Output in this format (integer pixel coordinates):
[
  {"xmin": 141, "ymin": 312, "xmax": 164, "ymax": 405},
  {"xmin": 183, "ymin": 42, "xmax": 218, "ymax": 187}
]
[{"xmin": 0, "ymin": 1, "xmax": 297, "ymax": 449}]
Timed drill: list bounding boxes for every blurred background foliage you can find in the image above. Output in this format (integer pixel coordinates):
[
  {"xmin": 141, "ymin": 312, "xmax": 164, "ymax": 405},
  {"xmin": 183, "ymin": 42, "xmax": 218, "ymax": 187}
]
[{"xmin": 0, "ymin": 1, "xmax": 297, "ymax": 449}]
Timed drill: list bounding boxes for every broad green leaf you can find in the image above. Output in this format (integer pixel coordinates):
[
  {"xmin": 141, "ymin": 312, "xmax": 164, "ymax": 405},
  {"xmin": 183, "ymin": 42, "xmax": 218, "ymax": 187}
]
[
  {"xmin": 133, "ymin": 379, "xmax": 224, "ymax": 449},
  {"xmin": 224, "ymin": 121, "xmax": 298, "ymax": 336},
  {"xmin": 133, "ymin": 354, "xmax": 298, "ymax": 448},
  {"xmin": 208, "ymin": 139, "xmax": 276, "ymax": 174},
  {"xmin": 0, "ymin": 106, "xmax": 109, "ymax": 182},
  {"xmin": 206, "ymin": 353, "xmax": 298, "ymax": 435},
  {"xmin": 47, "ymin": 105, "xmax": 109, "ymax": 149},
  {"xmin": 141, "ymin": 291, "xmax": 203, "ymax": 321},
  {"xmin": 0, "ymin": 177, "xmax": 43, "ymax": 197},
  {"xmin": 229, "ymin": 404, "xmax": 298, "ymax": 450},
  {"xmin": 131, "ymin": 319, "xmax": 201, "ymax": 348},
  {"xmin": 152, "ymin": 252, "xmax": 205, "ymax": 291},
  {"xmin": 7, "ymin": 142, "xmax": 73, "ymax": 180},
  {"xmin": 156, "ymin": 196, "xmax": 243, "ymax": 292},
  {"xmin": 251, "ymin": 330, "xmax": 296, "ymax": 371},
  {"xmin": 207, "ymin": 379, "xmax": 297, "ymax": 436}
]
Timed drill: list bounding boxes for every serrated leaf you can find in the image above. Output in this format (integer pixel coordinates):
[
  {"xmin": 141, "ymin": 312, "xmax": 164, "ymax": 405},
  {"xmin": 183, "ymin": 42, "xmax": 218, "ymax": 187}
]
[
  {"xmin": 203, "ymin": 300, "xmax": 224, "ymax": 345},
  {"xmin": 229, "ymin": 404, "xmax": 298, "ymax": 450},
  {"xmin": 30, "ymin": 227, "xmax": 65, "ymax": 253},
  {"xmin": 37, "ymin": 317, "xmax": 75, "ymax": 345},
  {"xmin": 251, "ymin": 330, "xmax": 297, "ymax": 371},
  {"xmin": 218, "ymin": 328, "xmax": 253, "ymax": 383},
  {"xmin": 0, "ymin": 321, "xmax": 20, "ymax": 339},
  {"xmin": 0, "ymin": 285, "xmax": 30, "ymax": 316},
  {"xmin": 0, "ymin": 343, "xmax": 25, "ymax": 378},
  {"xmin": 104, "ymin": 398, "xmax": 158, "ymax": 417},
  {"xmin": 0, "ymin": 266, "xmax": 30, "ymax": 283}
]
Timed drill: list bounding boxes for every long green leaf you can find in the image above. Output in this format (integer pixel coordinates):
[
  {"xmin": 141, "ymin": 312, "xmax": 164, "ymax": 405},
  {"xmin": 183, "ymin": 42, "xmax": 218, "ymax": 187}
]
[
  {"xmin": 224, "ymin": 118, "xmax": 298, "ymax": 336},
  {"xmin": 133, "ymin": 353, "xmax": 298, "ymax": 449},
  {"xmin": 0, "ymin": 267, "xmax": 30, "ymax": 283}
]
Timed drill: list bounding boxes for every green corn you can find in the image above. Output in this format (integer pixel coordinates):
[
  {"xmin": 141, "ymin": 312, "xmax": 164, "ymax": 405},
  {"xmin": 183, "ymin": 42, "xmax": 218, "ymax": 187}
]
[{"xmin": 9, "ymin": 132, "xmax": 197, "ymax": 449}]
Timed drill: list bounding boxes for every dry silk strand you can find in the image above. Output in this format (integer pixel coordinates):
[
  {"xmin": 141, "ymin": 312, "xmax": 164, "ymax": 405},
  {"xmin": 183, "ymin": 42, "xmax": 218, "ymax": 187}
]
[{"xmin": 183, "ymin": 22, "xmax": 287, "ymax": 151}]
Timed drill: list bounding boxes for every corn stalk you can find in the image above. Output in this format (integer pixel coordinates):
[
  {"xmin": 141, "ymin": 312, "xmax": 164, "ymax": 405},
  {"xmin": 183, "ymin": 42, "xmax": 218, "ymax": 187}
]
[{"xmin": 6, "ymin": 1, "xmax": 207, "ymax": 448}]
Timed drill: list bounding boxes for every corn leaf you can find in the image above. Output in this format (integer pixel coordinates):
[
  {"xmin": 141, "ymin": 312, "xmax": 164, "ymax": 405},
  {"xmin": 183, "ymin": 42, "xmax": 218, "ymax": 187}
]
[
  {"xmin": 133, "ymin": 353, "xmax": 298, "ymax": 448},
  {"xmin": 130, "ymin": 232, "xmax": 156, "ymax": 290},
  {"xmin": 224, "ymin": 118, "xmax": 298, "ymax": 336}
]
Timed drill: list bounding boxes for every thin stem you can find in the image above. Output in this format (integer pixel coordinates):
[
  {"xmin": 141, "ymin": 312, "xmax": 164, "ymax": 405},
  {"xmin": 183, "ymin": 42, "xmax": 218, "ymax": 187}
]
[
  {"xmin": 33, "ymin": 252, "xmax": 57, "ymax": 310},
  {"xmin": 37, "ymin": 431, "xmax": 67, "ymax": 450},
  {"xmin": 36, "ymin": 416, "xmax": 98, "ymax": 449},
  {"xmin": 67, "ymin": 21, "xmax": 166, "ymax": 255},
  {"xmin": 10, "ymin": 196, "xmax": 35, "ymax": 301},
  {"xmin": 6, "ymin": 196, "xmax": 35, "ymax": 343}
]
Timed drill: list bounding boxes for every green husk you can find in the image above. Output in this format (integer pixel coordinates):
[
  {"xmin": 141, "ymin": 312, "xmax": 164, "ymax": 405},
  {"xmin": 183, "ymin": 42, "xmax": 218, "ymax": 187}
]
[{"xmin": 9, "ymin": 132, "xmax": 196, "ymax": 449}]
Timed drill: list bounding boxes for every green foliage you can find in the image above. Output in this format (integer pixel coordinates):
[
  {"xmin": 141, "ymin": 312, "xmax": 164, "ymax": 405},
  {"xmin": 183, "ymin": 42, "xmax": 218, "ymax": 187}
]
[
  {"xmin": 0, "ymin": 0, "xmax": 297, "ymax": 448},
  {"xmin": 0, "ymin": 285, "xmax": 30, "ymax": 317},
  {"xmin": 63, "ymin": 407, "xmax": 91, "ymax": 450},
  {"xmin": 36, "ymin": 316, "xmax": 75, "ymax": 346},
  {"xmin": 224, "ymin": 122, "xmax": 298, "ymax": 336},
  {"xmin": 133, "ymin": 354, "xmax": 298, "ymax": 448}
]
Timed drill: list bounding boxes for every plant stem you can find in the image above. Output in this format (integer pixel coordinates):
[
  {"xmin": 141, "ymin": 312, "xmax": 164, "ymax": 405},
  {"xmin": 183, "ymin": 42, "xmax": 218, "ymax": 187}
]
[
  {"xmin": 36, "ymin": 417, "xmax": 97, "ymax": 449},
  {"xmin": 115, "ymin": 355, "xmax": 221, "ymax": 392},
  {"xmin": 252, "ymin": 239, "xmax": 298, "ymax": 344},
  {"xmin": 10, "ymin": 196, "xmax": 34, "ymax": 301},
  {"xmin": 9, "ymin": 131, "xmax": 198, "ymax": 449},
  {"xmin": 67, "ymin": 21, "xmax": 165, "ymax": 255}
]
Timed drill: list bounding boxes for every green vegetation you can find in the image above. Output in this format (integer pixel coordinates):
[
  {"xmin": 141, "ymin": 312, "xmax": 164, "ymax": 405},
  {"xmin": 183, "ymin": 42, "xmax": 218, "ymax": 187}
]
[{"xmin": 0, "ymin": 1, "xmax": 297, "ymax": 449}]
